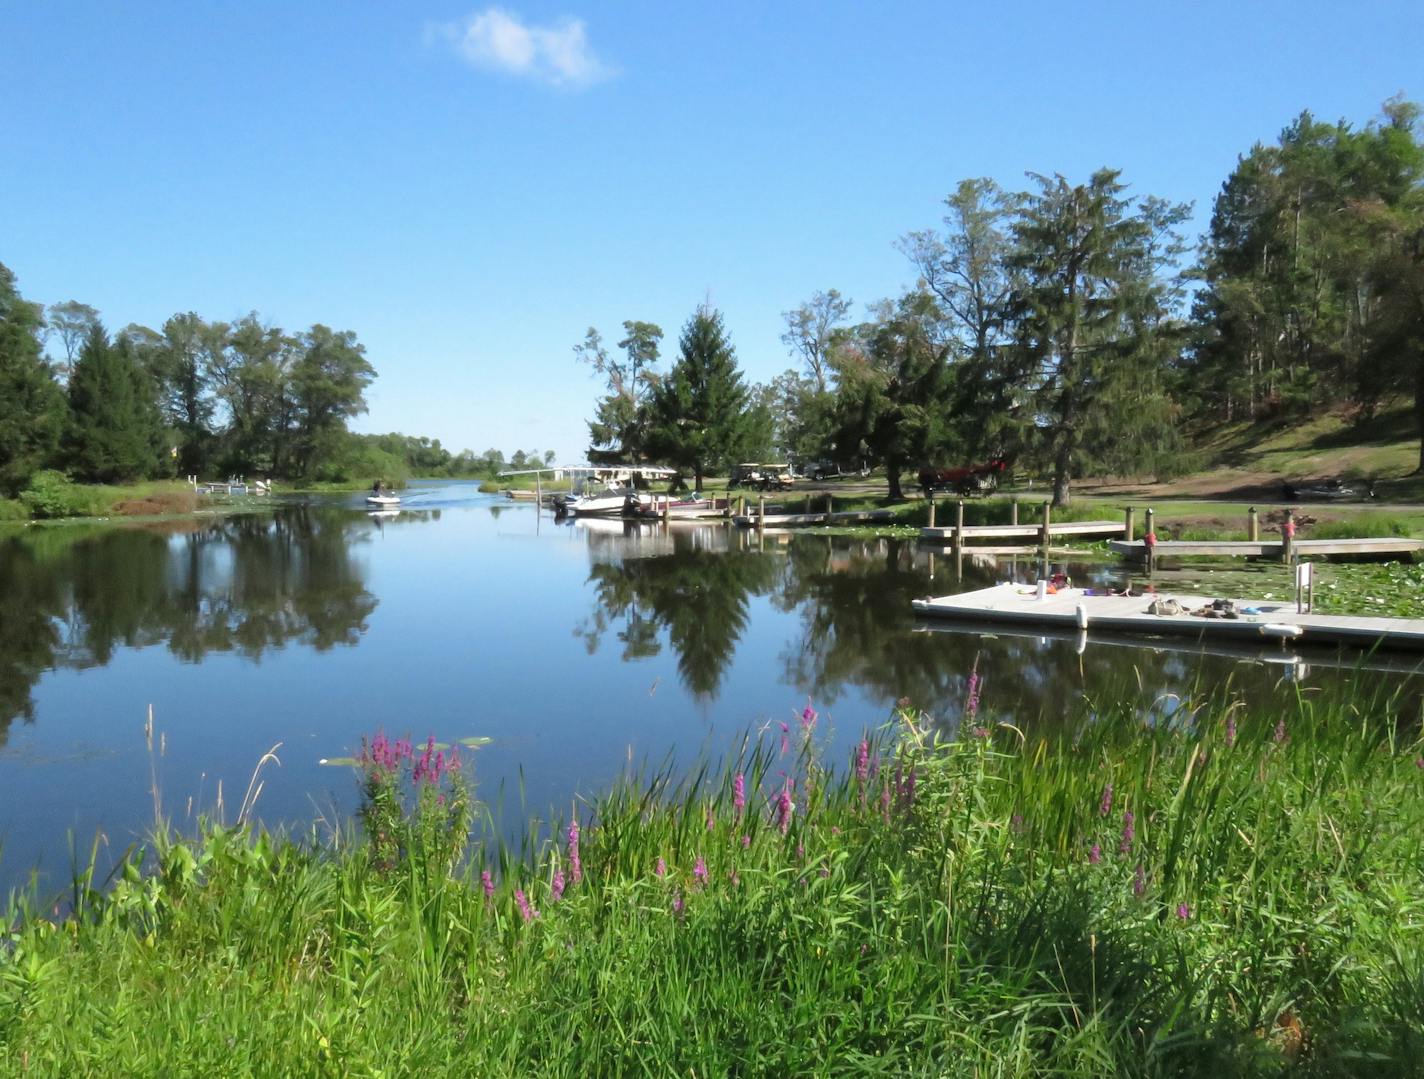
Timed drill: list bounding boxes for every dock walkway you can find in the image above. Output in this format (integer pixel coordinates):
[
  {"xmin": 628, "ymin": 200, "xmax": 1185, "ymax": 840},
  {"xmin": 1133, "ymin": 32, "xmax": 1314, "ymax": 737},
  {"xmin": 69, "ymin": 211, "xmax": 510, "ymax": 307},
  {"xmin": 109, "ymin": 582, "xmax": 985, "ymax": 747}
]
[
  {"xmin": 912, "ymin": 583, "xmax": 1424, "ymax": 652},
  {"xmin": 733, "ymin": 509, "xmax": 897, "ymax": 529},
  {"xmin": 1109, "ymin": 537, "xmax": 1424, "ymax": 560},
  {"xmin": 921, "ymin": 520, "xmax": 1122, "ymax": 543}
]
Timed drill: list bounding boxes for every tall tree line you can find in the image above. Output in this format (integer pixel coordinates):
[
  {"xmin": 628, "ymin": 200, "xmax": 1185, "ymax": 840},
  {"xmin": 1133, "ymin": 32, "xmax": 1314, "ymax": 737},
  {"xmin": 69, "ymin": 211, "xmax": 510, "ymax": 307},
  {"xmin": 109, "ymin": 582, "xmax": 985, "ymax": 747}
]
[{"xmin": 0, "ymin": 270, "xmax": 380, "ymax": 494}]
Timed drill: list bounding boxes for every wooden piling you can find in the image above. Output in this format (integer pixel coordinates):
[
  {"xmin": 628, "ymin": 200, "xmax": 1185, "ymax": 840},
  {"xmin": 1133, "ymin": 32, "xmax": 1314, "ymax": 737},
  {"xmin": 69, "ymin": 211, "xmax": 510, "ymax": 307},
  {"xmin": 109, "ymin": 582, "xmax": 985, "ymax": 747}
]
[
  {"xmin": 1247, "ymin": 506, "xmax": 1258, "ymax": 542},
  {"xmin": 1040, "ymin": 501, "xmax": 1051, "ymax": 557},
  {"xmin": 954, "ymin": 500, "xmax": 965, "ymax": 555},
  {"xmin": 1011, "ymin": 498, "xmax": 1018, "ymax": 527},
  {"xmin": 758, "ymin": 495, "xmax": 766, "ymax": 534},
  {"xmin": 1144, "ymin": 507, "xmax": 1155, "ymax": 576},
  {"xmin": 927, "ymin": 498, "xmax": 936, "ymax": 529},
  {"xmin": 1124, "ymin": 506, "xmax": 1135, "ymax": 541}
]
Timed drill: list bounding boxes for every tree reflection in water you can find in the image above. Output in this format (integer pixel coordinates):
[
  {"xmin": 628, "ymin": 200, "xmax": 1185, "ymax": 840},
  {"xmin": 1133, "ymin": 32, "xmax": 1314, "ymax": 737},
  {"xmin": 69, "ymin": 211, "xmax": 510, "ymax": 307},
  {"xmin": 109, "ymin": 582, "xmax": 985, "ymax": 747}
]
[
  {"xmin": 577, "ymin": 523, "xmax": 783, "ymax": 697},
  {"xmin": 0, "ymin": 506, "xmax": 380, "ymax": 743}
]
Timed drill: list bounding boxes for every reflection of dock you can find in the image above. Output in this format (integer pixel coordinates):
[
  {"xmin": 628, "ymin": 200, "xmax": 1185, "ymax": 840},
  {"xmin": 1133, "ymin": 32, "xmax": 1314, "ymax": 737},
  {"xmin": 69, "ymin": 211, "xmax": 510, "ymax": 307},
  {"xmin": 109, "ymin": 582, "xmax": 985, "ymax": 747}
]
[
  {"xmin": 1109, "ymin": 538, "xmax": 1424, "ymax": 560},
  {"xmin": 912, "ymin": 583, "xmax": 1424, "ymax": 652},
  {"xmin": 914, "ymin": 616, "xmax": 1424, "ymax": 676}
]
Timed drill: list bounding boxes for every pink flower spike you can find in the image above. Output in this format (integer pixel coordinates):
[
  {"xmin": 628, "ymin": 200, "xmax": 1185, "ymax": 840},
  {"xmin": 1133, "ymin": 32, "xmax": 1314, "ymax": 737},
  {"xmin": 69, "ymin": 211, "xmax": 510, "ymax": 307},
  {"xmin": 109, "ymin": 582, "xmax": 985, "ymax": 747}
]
[
  {"xmin": 801, "ymin": 702, "xmax": 817, "ymax": 730},
  {"xmin": 551, "ymin": 870, "xmax": 565, "ymax": 902},
  {"xmin": 693, "ymin": 856, "xmax": 708, "ymax": 885},
  {"xmin": 741, "ymin": 834, "xmax": 751, "ymax": 849},
  {"xmin": 1088, "ymin": 843, "xmax": 1102, "ymax": 865},
  {"xmin": 655, "ymin": 856, "xmax": 667, "ymax": 878},
  {"xmin": 481, "ymin": 870, "xmax": 495, "ymax": 900},
  {"xmin": 1176, "ymin": 902, "xmax": 1191, "ymax": 920}
]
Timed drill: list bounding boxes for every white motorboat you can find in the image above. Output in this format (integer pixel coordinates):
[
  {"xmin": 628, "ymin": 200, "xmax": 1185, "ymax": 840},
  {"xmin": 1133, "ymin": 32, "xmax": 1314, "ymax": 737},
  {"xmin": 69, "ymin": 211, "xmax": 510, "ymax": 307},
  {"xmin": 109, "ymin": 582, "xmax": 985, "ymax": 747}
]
[
  {"xmin": 567, "ymin": 486, "xmax": 643, "ymax": 516},
  {"xmin": 365, "ymin": 494, "xmax": 401, "ymax": 508}
]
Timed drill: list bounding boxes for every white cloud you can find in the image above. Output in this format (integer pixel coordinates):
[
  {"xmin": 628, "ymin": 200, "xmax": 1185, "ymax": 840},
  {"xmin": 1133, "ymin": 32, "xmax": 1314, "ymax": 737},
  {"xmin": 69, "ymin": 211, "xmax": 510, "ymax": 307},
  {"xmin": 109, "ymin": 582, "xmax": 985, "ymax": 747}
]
[{"xmin": 434, "ymin": 8, "xmax": 615, "ymax": 90}]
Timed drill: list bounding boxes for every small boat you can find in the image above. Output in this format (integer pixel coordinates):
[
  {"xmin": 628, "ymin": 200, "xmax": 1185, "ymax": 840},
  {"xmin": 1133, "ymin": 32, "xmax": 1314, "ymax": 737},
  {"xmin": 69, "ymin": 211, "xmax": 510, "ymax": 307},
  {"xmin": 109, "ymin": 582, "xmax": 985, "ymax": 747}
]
[
  {"xmin": 365, "ymin": 493, "xmax": 401, "ymax": 508},
  {"xmin": 567, "ymin": 486, "xmax": 643, "ymax": 517}
]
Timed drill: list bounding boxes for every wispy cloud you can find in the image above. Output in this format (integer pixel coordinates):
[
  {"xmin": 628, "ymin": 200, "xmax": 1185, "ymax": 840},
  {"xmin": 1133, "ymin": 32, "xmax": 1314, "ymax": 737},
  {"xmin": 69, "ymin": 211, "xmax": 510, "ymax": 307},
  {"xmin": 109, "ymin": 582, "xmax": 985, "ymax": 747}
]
[{"xmin": 432, "ymin": 8, "xmax": 615, "ymax": 90}]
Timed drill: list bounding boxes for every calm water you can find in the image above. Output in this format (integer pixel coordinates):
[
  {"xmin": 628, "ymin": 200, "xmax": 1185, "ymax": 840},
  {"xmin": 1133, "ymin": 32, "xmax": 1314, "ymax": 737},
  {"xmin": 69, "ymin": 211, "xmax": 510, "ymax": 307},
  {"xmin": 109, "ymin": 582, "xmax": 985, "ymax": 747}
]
[{"xmin": 2, "ymin": 481, "xmax": 1420, "ymax": 895}]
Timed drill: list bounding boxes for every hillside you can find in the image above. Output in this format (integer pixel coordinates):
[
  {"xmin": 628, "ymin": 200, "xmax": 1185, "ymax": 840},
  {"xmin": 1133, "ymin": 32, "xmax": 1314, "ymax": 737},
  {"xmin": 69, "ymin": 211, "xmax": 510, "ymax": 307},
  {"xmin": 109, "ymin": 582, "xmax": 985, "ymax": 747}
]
[{"xmin": 1085, "ymin": 404, "xmax": 1424, "ymax": 503}]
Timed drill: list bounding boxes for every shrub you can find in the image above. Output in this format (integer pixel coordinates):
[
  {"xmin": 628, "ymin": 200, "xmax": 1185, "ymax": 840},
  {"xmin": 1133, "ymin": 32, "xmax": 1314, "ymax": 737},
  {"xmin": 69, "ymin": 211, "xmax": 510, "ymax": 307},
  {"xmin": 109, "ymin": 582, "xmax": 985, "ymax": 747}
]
[{"xmin": 18, "ymin": 471, "xmax": 112, "ymax": 519}]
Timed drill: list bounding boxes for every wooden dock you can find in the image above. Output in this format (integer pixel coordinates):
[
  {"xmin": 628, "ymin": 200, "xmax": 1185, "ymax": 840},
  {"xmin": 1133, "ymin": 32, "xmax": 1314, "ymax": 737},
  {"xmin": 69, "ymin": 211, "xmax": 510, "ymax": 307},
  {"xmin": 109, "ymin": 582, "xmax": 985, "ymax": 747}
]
[
  {"xmin": 921, "ymin": 520, "xmax": 1123, "ymax": 543},
  {"xmin": 912, "ymin": 583, "xmax": 1424, "ymax": 652},
  {"xmin": 733, "ymin": 509, "xmax": 897, "ymax": 529},
  {"xmin": 1109, "ymin": 537, "xmax": 1424, "ymax": 560}
]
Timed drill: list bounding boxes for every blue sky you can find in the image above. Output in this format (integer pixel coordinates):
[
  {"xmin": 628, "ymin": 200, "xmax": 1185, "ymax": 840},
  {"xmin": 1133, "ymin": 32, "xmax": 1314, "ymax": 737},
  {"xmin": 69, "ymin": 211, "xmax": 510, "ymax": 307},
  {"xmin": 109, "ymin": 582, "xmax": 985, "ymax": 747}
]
[{"xmin": 3, "ymin": 2, "xmax": 1421, "ymax": 461}]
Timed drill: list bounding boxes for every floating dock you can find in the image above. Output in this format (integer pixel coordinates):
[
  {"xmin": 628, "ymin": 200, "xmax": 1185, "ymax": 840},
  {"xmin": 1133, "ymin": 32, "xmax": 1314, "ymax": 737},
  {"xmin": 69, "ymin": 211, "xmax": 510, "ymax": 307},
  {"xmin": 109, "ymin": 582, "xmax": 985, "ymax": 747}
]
[
  {"xmin": 914, "ymin": 617, "xmax": 1424, "ymax": 675},
  {"xmin": 1109, "ymin": 537, "xmax": 1424, "ymax": 560},
  {"xmin": 733, "ymin": 509, "xmax": 897, "ymax": 528},
  {"xmin": 911, "ymin": 583, "xmax": 1424, "ymax": 652},
  {"xmin": 921, "ymin": 521, "xmax": 1123, "ymax": 543}
]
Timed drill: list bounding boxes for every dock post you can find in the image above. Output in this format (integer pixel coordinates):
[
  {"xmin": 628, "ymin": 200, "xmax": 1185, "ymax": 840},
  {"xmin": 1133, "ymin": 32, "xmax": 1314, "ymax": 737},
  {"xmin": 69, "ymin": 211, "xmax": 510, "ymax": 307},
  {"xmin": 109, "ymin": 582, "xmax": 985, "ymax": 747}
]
[
  {"xmin": 1011, "ymin": 498, "xmax": 1018, "ymax": 527},
  {"xmin": 758, "ymin": 495, "xmax": 766, "ymax": 534},
  {"xmin": 1040, "ymin": 501, "xmax": 1051, "ymax": 558},
  {"xmin": 535, "ymin": 472, "xmax": 542, "ymax": 516},
  {"xmin": 826, "ymin": 494, "xmax": 833, "ymax": 515},
  {"xmin": 1247, "ymin": 506, "xmax": 1258, "ymax": 542},
  {"xmin": 954, "ymin": 500, "xmax": 964, "ymax": 556},
  {"xmin": 1144, "ymin": 507, "xmax": 1155, "ymax": 575},
  {"xmin": 662, "ymin": 495, "xmax": 670, "ymax": 521},
  {"xmin": 927, "ymin": 497, "xmax": 935, "ymax": 529},
  {"xmin": 1124, "ymin": 506, "xmax": 1135, "ymax": 541},
  {"xmin": 804, "ymin": 493, "xmax": 811, "ymax": 515},
  {"xmin": 738, "ymin": 495, "xmax": 746, "ymax": 517}
]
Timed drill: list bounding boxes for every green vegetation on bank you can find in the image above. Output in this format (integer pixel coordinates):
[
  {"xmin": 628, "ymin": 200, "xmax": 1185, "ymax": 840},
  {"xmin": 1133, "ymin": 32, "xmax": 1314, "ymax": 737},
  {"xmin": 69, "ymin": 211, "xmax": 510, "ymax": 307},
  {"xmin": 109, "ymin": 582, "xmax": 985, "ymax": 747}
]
[{"xmin": 3, "ymin": 686, "xmax": 1421, "ymax": 1074}]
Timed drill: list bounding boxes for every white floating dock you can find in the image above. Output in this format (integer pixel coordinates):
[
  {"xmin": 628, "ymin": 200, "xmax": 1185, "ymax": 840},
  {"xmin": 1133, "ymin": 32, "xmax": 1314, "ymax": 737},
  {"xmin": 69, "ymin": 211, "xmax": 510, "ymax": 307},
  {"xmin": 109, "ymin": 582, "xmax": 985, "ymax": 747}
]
[
  {"xmin": 1109, "ymin": 537, "xmax": 1424, "ymax": 559},
  {"xmin": 733, "ymin": 510, "xmax": 897, "ymax": 528},
  {"xmin": 921, "ymin": 520, "xmax": 1123, "ymax": 542},
  {"xmin": 911, "ymin": 583, "xmax": 1424, "ymax": 652}
]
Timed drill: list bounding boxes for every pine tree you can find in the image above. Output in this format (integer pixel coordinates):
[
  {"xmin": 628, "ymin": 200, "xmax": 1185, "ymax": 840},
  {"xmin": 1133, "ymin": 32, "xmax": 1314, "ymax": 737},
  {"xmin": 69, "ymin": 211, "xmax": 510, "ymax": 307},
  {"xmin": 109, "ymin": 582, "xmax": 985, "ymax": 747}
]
[
  {"xmin": 0, "ymin": 262, "xmax": 65, "ymax": 495},
  {"xmin": 645, "ymin": 308, "xmax": 756, "ymax": 490},
  {"xmin": 66, "ymin": 324, "xmax": 163, "ymax": 483}
]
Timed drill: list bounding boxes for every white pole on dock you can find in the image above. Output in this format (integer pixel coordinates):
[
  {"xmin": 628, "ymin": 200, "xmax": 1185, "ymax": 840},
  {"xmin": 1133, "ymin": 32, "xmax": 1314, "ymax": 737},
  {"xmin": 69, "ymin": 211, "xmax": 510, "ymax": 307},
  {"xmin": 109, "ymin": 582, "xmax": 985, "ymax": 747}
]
[
  {"xmin": 927, "ymin": 497, "xmax": 935, "ymax": 529},
  {"xmin": 758, "ymin": 495, "xmax": 766, "ymax": 534},
  {"xmin": 535, "ymin": 472, "xmax": 542, "ymax": 516},
  {"xmin": 954, "ymin": 500, "xmax": 965, "ymax": 557},
  {"xmin": 1248, "ymin": 506, "xmax": 1259, "ymax": 542}
]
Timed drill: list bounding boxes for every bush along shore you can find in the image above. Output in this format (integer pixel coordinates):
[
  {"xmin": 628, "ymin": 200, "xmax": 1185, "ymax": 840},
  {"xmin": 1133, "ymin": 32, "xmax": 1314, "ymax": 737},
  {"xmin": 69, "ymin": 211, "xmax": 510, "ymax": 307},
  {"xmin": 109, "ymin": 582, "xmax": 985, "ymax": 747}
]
[{"xmin": 2, "ymin": 686, "xmax": 1423, "ymax": 1075}]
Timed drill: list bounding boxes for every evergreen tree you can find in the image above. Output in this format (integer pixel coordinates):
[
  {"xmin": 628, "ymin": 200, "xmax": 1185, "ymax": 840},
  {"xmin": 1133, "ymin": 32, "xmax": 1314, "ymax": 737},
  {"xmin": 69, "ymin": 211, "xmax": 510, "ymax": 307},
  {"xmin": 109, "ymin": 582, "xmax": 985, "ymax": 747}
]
[
  {"xmin": 1006, "ymin": 170, "xmax": 1190, "ymax": 506},
  {"xmin": 829, "ymin": 292, "xmax": 955, "ymax": 499},
  {"xmin": 644, "ymin": 307, "xmax": 756, "ymax": 490},
  {"xmin": 0, "ymin": 263, "xmax": 65, "ymax": 495},
  {"xmin": 65, "ymin": 324, "xmax": 163, "ymax": 483}
]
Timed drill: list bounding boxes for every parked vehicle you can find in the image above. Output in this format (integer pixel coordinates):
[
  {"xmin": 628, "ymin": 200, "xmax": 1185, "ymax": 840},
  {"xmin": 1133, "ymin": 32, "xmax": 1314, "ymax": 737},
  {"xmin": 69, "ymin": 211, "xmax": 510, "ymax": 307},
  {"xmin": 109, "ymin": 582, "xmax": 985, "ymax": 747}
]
[
  {"xmin": 731, "ymin": 463, "xmax": 794, "ymax": 491},
  {"xmin": 918, "ymin": 458, "xmax": 1007, "ymax": 497},
  {"xmin": 800, "ymin": 459, "xmax": 871, "ymax": 481}
]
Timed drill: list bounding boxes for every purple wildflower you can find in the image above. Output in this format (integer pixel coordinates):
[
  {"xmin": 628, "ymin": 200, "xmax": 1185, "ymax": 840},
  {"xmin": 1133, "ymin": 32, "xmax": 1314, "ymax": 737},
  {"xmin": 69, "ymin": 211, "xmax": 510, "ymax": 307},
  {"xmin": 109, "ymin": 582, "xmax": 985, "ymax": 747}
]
[
  {"xmin": 550, "ymin": 870, "xmax": 565, "ymax": 902},
  {"xmin": 966, "ymin": 657, "xmax": 982, "ymax": 720},
  {"xmin": 481, "ymin": 869, "xmax": 495, "ymax": 900},
  {"xmin": 819, "ymin": 865, "xmax": 830, "ymax": 878},
  {"xmin": 672, "ymin": 890, "xmax": 684, "ymax": 915},
  {"xmin": 972, "ymin": 726, "xmax": 991, "ymax": 739},
  {"xmin": 868, "ymin": 753, "xmax": 880, "ymax": 782},
  {"xmin": 879, "ymin": 784, "xmax": 891, "ymax": 822},
  {"xmin": 655, "ymin": 856, "xmax": 667, "ymax": 878},
  {"xmin": 796, "ymin": 842, "xmax": 805, "ymax": 861},
  {"xmin": 801, "ymin": 702, "xmax": 818, "ymax": 731},
  {"xmin": 1176, "ymin": 902, "xmax": 1191, "ymax": 920},
  {"xmin": 515, "ymin": 888, "xmax": 537, "ymax": 923},
  {"xmin": 728, "ymin": 869, "xmax": 740, "ymax": 887},
  {"xmin": 733, "ymin": 772, "xmax": 746, "ymax": 816},
  {"xmin": 1088, "ymin": 843, "xmax": 1102, "ymax": 865},
  {"xmin": 567, "ymin": 819, "xmax": 582, "ymax": 885},
  {"xmin": 1120, "ymin": 810, "xmax": 1135, "ymax": 855},
  {"xmin": 693, "ymin": 856, "xmax": 708, "ymax": 885},
  {"xmin": 741, "ymin": 833, "xmax": 751, "ymax": 849},
  {"xmin": 1274, "ymin": 716, "xmax": 1288, "ymax": 744},
  {"xmin": 855, "ymin": 739, "xmax": 870, "ymax": 784},
  {"xmin": 775, "ymin": 781, "xmax": 795, "ymax": 834},
  {"xmin": 1225, "ymin": 715, "xmax": 1237, "ymax": 748},
  {"xmin": 1099, "ymin": 782, "xmax": 1113, "ymax": 817},
  {"xmin": 1132, "ymin": 863, "xmax": 1146, "ymax": 897},
  {"xmin": 779, "ymin": 722, "xmax": 790, "ymax": 756}
]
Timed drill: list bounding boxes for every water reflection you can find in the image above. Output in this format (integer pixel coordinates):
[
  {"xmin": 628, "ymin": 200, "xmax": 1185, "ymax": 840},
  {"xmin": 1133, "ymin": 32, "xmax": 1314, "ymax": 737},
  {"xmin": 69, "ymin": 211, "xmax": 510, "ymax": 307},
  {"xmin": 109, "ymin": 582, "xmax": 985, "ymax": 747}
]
[
  {"xmin": 0, "ymin": 507, "xmax": 378, "ymax": 742},
  {"xmin": 577, "ymin": 523, "xmax": 781, "ymax": 695}
]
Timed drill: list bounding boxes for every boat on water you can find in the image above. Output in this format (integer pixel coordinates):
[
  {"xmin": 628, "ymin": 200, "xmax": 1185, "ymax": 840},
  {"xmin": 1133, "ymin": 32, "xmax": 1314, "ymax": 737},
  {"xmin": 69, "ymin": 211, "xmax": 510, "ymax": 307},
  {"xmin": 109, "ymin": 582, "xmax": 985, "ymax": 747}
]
[
  {"xmin": 566, "ymin": 486, "xmax": 643, "ymax": 516},
  {"xmin": 365, "ymin": 495, "xmax": 401, "ymax": 507},
  {"xmin": 630, "ymin": 495, "xmax": 730, "ymax": 519}
]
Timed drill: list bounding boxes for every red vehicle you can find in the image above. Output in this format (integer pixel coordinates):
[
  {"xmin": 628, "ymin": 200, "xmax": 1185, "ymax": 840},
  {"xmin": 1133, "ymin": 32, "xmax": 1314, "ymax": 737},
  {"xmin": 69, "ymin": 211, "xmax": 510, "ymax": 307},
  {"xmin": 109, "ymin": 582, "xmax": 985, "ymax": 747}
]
[{"xmin": 917, "ymin": 458, "xmax": 1007, "ymax": 497}]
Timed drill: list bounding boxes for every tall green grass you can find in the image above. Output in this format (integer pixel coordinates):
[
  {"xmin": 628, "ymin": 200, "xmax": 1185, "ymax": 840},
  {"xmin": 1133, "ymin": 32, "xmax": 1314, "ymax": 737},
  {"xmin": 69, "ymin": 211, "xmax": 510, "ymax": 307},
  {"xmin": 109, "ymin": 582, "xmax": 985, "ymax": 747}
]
[{"xmin": 2, "ymin": 685, "xmax": 1422, "ymax": 1075}]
